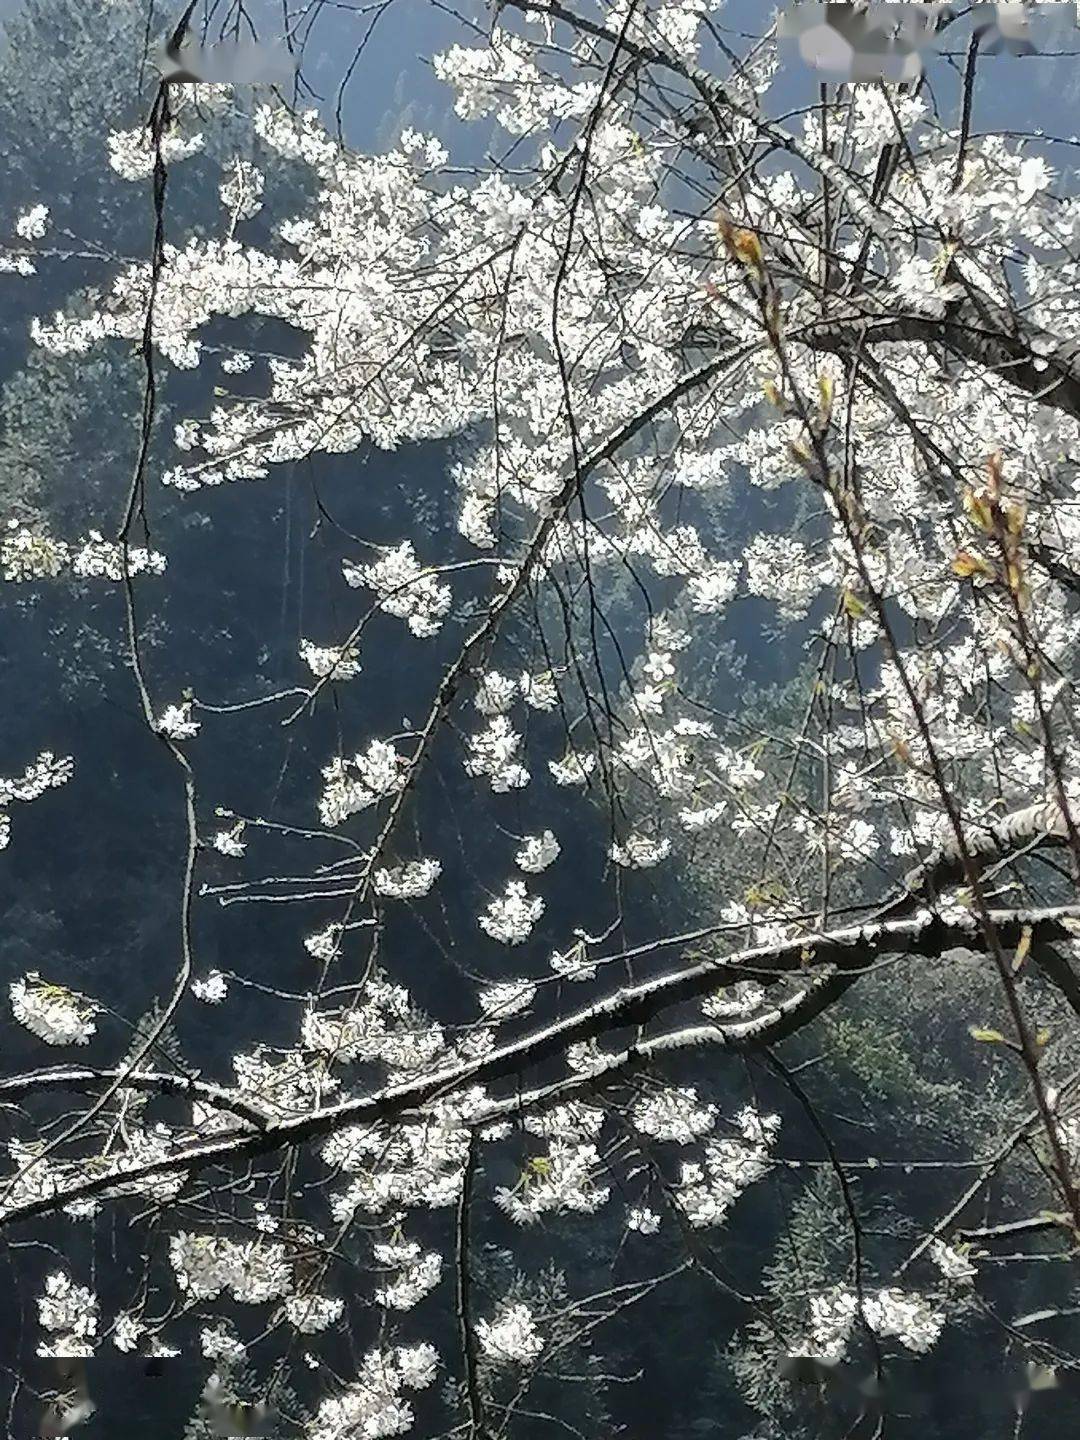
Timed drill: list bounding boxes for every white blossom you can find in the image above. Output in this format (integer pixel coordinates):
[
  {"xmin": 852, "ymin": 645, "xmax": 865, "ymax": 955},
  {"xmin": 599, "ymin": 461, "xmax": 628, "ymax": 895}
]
[
  {"xmin": 479, "ymin": 880, "xmax": 544, "ymax": 945},
  {"xmin": 479, "ymin": 979, "xmax": 536, "ymax": 1020},
  {"xmin": 308, "ymin": 1346, "xmax": 424, "ymax": 1440},
  {"xmin": 464, "ymin": 717, "xmax": 530, "ymax": 792},
  {"xmin": 300, "ymin": 639, "xmax": 362, "ymax": 681},
  {"xmin": 284, "ymin": 1293, "xmax": 344, "ymax": 1333},
  {"xmin": 220, "ymin": 158, "xmax": 265, "ymax": 220},
  {"xmin": 192, "ymin": 970, "xmax": 229, "ymax": 1004},
  {"xmin": 107, "ymin": 124, "xmax": 204, "ymax": 181},
  {"xmin": 806, "ymin": 1284, "xmax": 945, "ymax": 1360},
  {"xmin": 548, "ymin": 750, "xmax": 595, "ymax": 786},
  {"xmin": 374, "ymin": 1245, "xmax": 443, "ymax": 1311},
  {"xmin": 520, "ymin": 670, "xmax": 559, "ymax": 710},
  {"xmin": 111, "ymin": 1313, "xmax": 144, "ymax": 1353},
  {"xmin": 494, "ymin": 1138, "xmax": 610, "ymax": 1223},
  {"xmin": 11, "ymin": 973, "xmax": 97, "ymax": 1046},
  {"xmin": 549, "ymin": 941, "xmax": 598, "ymax": 982},
  {"xmin": 394, "ymin": 1343, "xmax": 438, "ymax": 1391},
  {"xmin": 674, "ymin": 1108, "xmax": 780, "ymax": 1227},
  {"xmin": 610, "ymin": 832, "xmax": 671, "ymax": 868},
  {"xmin": 861, "ymin": 1288, "xmax": 946, "ymax": 1353},
  {"xmin": 627, "ymin": 1206, "xmax": 661, "ymax": 1235},
  {"xmin": 928, "ymin": 1238, "xmax": 977, "ymax": 1285},
  {"xmin": 318, "ymin": 740, "xmax": 407, "ymax": 826},
  {"xmin": 220, "ymin": 349, "xmax": 253, "ymax": 374},
  {"xmin": 38, "ymin": 1273, "xmax": 98, "ymax": 1345},
  {"xmin": 201, "ymin": 1324, "xmax": 246, "ymax": 1363},
  {"xmin": 475, "ymin": 669, "xmax": 519, "ymax": 715},
  {"xmin": 156, "ymin": 701, "xmax": 199, "ymax": 741},
  {"xmin": 211, "ymin": 824, "xmax": 246, "ymax": 857},
  {"xmin": 515, "ymin": 829, "xmax": 560, "ymax": 873},
  {"xmin": 304, "ymin": 923, "xmax": 343, "ymax": 961},
  {"xmin": 476, "ymin": 1303, "xmax": 543, "ymax": 1364},
  {"xmin": 0, "ymin": 751, "xmax": 73, "ymax": 853},
  {"xmin": 15, "ymin": 203, "xmax": 49, "ymax": 240},
  {"xmin": 633, "ymin": 1087, "xmax": 717, "ymax": 1144},
  {"xmin": 169, "ymin": 1233, "xmax": 292, "ymax": 1304},
  {"xmin": 344, "ymin": 541, "xmax": 451, "ymax": 637},
  {"xmin": 2, "ymin": 522, "xmax": 69, "ymax": 580},
  {"xmin": 374, "ymin": 858, "xmax": 442, "ymax": 898}
]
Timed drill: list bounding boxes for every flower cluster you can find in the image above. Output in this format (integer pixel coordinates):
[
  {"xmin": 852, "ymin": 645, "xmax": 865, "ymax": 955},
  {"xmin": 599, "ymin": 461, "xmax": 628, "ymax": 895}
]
[
  {"xmin": 299, "ymin": 639, "xmax": 362, "ymax": 681},
  {"xmin": 0, "ymin": 750, "xmax": 72, "ymax": 851},
  {"xmin": 323, "ymin": 1099, "xmax": 475, "ymax": 1218},
  {"xmin": 169, "ymin": 1232, "xmax": 293, "ymax": 1304},
  {"xmin": 610, "ymin": 831, "xmax": 672, "ymax": 869},
  {"xmin": 343, "ymin": 541, "xmax": 452, "ymax": 637},
  {"xmin": 318, "ymin": 740, "xmax": 408, "ymax": 826},
  {"xmin": 373, "ymin": 1241, "xmax": 443, "ymax": 1311},
  {"xmin": 476, "ymin": 1303, "xmax": 544, "ymax": 1365},
  {"xmin": 806, "ymin": 1284, "xmax": 946, "ymax": 1360},
  {"xmin": 464, "ymin": 717, "xmax": 530, "ymax": 792},
  {"xmin": 627, "ymin": 1206, "xmax": 661, "ymax": 1235},
  {"xmin": 373, "ymin": 858, "xmax": 442, "ymax": 899},
  {"xmin": 674, "ymin": 1108, "xmax": 780, "ymax": 1228},
  {"xmin": 283, "ymin": 1292, "xmax": 345, "ymax": 1334},
  {"xmin": 211, "ymin": 822, "xmax": 246, "ymax": 857},
  {"xmin": 11, "ymin": 973, "xmax": 97, "ymax": 1045},
  {"xmin": 928, "ymin": 1238, "xmax": 977, "ymax": 1285},
  {"xmin": 479, "ymin": 880, "xmax": 544, "ymax": 945},
  {"xmin": 300, "ymin": 979, "xmax": 439, "ymax": 1070},
  {"xmin": 155, "ymin": 701, "xmax": 199, "ymax": 740},
  {"xmin": 0, "ymin": 524, "xmax": 167, "ymax": 584},
  {"xmin": 38, "ymin": 1272, "xmax": 99, "ymax": 1358},
  {"xmin": 220, "ymin": 157, "xmax": 265, "ymax": 221},
  {"xmin": 308, "ymin": 1345, "xmax": 437, "ymax": 1440},
  {"xmin": 515, "ymin": 829, "xmax": 560, "ymax": 873},
  {"xmin": 107, "ymin": 123, "xmax": 205, "ymax": 181},
  {"xmin": 192, "ymin": 970, "xmax": 229, "ymax": 1004},
  {"xmin": 493, "ymin": 1139, "xmax": 611, "ymax": 1224},
  {"xmin": 632, "ymin": 1087, "xmax": 717, "ymax": 1144},
  {"xmin": 15, "ymin": 203, "xmax": 49, "ymax": 240}
]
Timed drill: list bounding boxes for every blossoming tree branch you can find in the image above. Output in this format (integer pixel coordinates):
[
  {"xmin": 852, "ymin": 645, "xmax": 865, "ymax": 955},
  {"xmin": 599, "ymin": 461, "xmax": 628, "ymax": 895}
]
[{"xmin": 2, "ymin": 0, "xmax": 1080, "ymax": 1435}]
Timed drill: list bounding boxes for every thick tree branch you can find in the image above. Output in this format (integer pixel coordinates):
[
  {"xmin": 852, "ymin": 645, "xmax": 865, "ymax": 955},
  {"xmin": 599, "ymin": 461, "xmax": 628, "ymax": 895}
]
[
  {"xmin": 4, "ymin": 904, "xmax": 1080, "ymax": 1227},
  {"xmin": 879, "ymin": 799, "xmax": 1071, "ymax": 919}
]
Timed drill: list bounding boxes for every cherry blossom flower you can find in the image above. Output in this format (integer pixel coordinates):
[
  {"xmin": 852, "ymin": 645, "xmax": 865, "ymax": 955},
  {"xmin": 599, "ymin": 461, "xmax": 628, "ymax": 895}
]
[
  {"xmin": 514, "ymin": 830, "xmax": 560, "ymax": 873},
  {"xmin": 627, "ymin": 1206, "xmax": 661, "ymax": 1235},
  {"xmin": 11, "ymin": 973, "xmax": 98, "ymax": 1046},
  {"xmin": 479, "ymin": 881, "xmax": 544, "ymax": 945},
  {"xmin": 155, "ymin": 701, "xmax": 199, "ymax": 741},
  {"xmin": 476, "ymin": 1303, "xmax": 544, "ymax": 1364},
  {"xmin": 15, "ymin": 203, "xmax": 49, "ymax": 240},
  {"xmin": 192, "ymin": 971, "xmax": 228, "ymax": 1004}
]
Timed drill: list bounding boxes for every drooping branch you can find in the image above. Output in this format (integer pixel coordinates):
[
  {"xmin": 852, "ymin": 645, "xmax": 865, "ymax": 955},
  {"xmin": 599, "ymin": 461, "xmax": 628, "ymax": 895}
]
[{"xmin": 896, "ymin": 1064, "xmax": 1080, "ymax": 1278}]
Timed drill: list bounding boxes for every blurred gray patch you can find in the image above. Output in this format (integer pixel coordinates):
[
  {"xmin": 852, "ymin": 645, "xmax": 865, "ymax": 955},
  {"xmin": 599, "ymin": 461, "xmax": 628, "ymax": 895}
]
[
  {"xmin": 778, "ymin": 3, "xmax": 943, "ymax": 82},
  {"xmin": 157, "ymin": 33, "xmax": 297, "ymax": 85},
  {"xmin": 38, "ymin": 1358, "xmax": 94, "ymax": 1439},
  {"xmin": 199, "ymin": 1375, "xmax": 280, "ymax": 1437},
  {"xmin": 778, "ymin": 4, "xmax": 1077, "ymax": 81}
]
